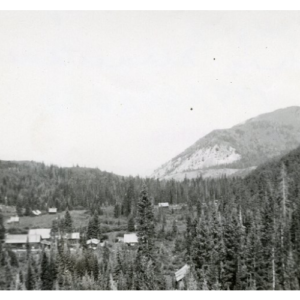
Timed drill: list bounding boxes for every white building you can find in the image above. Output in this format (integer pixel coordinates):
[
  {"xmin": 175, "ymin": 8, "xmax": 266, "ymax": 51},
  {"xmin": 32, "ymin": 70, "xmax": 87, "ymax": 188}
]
[
  {"xmin": 158, "ymin": 202, "xmax": 169, "ymax": 209},
  {"xmin": 124, "ymin": 233, "xmax": 138, "ymax": 246},
  {"xmin": 48, "ymin": 208, "xmax": 57, "ymax": 214},
  {"xmin": 175, "ymin": 264, "xmax": 190, "ymax": 289},
  {"xmin": 28, "ymin": 228, "xmax": 51, "ymax": 240},
  {"xmin": 7, "ymin": 216, "xmax": 19, "ymax": 224},
  {"xmin": 5, "ymin": 234, "xmax": 41, "ymax": 250},
  {"xmin": 86, "ymin": 238, "xmax": 100, "ymax": 250},
  {"xmin": 32, "ymin": 210, "xmax": 42, "ymax": 216}
]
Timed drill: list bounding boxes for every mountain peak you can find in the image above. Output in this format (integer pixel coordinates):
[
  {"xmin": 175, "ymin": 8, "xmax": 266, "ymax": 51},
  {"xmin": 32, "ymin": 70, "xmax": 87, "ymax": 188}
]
[{"xmin": 152, "ymin": 106, "xmax": 300, "ymax": 181}]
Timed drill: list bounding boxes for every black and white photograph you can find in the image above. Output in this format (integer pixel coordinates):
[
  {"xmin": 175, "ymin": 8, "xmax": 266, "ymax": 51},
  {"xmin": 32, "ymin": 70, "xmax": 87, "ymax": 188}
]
[{"xmin": 1, "ymin": 7, "xmax": 300, "ymax": 292}]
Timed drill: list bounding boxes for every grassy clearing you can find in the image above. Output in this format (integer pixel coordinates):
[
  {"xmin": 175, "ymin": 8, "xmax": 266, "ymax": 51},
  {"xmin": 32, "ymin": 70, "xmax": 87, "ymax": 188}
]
[
  {"xmin": 7, "ymin": 207, "xmax": 128, "ymax": 234},
  {"xmin": 7, "ymin": 210, "xmax": 90, "ymax": 231}
]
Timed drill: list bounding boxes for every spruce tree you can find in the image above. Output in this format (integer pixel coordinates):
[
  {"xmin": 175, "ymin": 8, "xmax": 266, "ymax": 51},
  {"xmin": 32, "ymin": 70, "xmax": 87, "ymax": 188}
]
[
  {"xmin": 41, "ymin": 251, "xmax": 52, "ymax": 290},
  {"xmin": 4, "ymin": 262, "xmax": 12, "ymax": 290},
  {"xmin": 114, "ymin": 204, "xmax": 120, "ymax": 218},
  {"xmin": 136, "ymin": 185, "xmax": 155, "ymax": 260},
  {"xmin": 222, "ymin": 216, "xmax": 240, "ymax": 290},
  {"xmin": 123, "ymin": 181, "xmax": 135, "ymax": 217},
  {"xmin": 25, "ymin": 259, "xmax": 35, "ymax": 290},
  {"xmin": 185, "ymin": 216, "xmax": 197, "ymax": 259},
  {"xmin": 113, "ymin": 250, "xmax": 123, "ymax": 280},
  {"xmin": 87, "ymin": 212, "xmax": 100, "ymax": 240},
  {"xmin": 64, "ymin": 208, "xmax": 73, "ymax": 233},
  {"xmin": 191, "ymin": 215, "xmax": 210, "ymax": 285},
  {"xmin": 93, "ymin": 257, "xmax": 99, "ymax": 281},
  {"xmin": 260, "ymin": 196, "xmax": 275, "ymax": 290},
  {"xmin": 0, "ymin": 213, "xmax": 5, "ymax": 241},
  {"xmin": 102, "ymin": 243, "xmax": 110, "ymax": 273},
  {"xmin": 26, "ymin": 237, "xmax": 31, "ymax": 260},
  {"xmin": 117, "ymin": 271, "xmax": 126, "ymax": 290},
  {"xmin": 51, "ymin": 219, "xmax": 59, "ymax": 238},
  {"xmin": 172, "ymin": 220, "xmax": 178, "ymax": 237},
  {"xmin": 127, "ymin": 217, "xmax": 135, "ymax": 232}
]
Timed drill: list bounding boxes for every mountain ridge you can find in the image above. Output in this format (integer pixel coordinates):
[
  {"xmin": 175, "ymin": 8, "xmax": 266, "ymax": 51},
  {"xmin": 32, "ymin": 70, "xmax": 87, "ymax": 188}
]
[{"xmin": 152, "ymin": 106, "xmax": 300, "ymax": 180}]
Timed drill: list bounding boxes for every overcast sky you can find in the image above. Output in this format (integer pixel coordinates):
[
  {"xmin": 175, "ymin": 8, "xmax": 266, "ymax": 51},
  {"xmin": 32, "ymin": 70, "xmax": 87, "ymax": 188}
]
[{"xmin": 0, "ymin": 11, "xmax": 300, "ymax": 176}]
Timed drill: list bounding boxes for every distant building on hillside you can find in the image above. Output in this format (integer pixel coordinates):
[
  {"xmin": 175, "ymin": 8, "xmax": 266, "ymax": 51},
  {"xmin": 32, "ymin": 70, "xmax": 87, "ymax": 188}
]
[
  {"xmin": 32, "ymin": 210, "xmax": 41, "ymax": 216},
  {"xmin": 124, "ymin": 233, "xmax": 138, "ymax": 246},
  {"xmin": 5, "ymin": 234, "xmax": 41, "ymax": 250},
  {"xmin": 48, "ymin": 208, "xmax": 57, "ymax": 214},
  {"xmin": 158, "ymin": 202, "xmax": 169, "ymax": 210},
  {"xmin": 5, "ymin": 234, "xmax": 27, "ymax": 249},
  {"xmin": 28, "ymin": 228, "xmax": 51, "ymax": 241},
  {"xmin": 170, "ymin": 204, "xmax": 182, "ymax": 210},
  {"xmin": 175, "ymin": 264, "xmax": 190, "ymax": 289},
  {"xmin": 6, "ymin": 216, "xmax": 19, "ymax": 224},
  {"xmin": 86, "ymin": 238, "xmax": 100, "ymax": 250},
  {"xmin": 66, "ymin": 232, "xmax": 80, "ymax": 247},
  {"xmin": 56, "ymin": 232, "xmax": 80, "ymax": 245}
]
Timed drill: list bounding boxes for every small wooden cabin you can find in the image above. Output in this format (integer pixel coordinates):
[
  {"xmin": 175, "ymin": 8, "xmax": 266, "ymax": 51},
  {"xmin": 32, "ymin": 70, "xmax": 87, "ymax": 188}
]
[
  {"xmin": 48, "ymin": 208, "xmax": 57, "ymax": 214},
  {"xmin": 5, "ymin": 234, "xmax": 41, "ymax": 250},
  {"xmin": 86, "ymin": 238, "xmax": 100, "ymax": 250},
  {"xmin": 158, "ymin": 202, "xmax": 169, "ymax": 210},
  {"xmin": 175, "ymin": 264, "xmax": 190, "ymax": 290},
  {"xmin": 6, "ymin": 216, "xmax": 20, "ymax": 224},
  {"xmin": 124, "ymin": 233, "xmax": 138, "ymax": 246}
]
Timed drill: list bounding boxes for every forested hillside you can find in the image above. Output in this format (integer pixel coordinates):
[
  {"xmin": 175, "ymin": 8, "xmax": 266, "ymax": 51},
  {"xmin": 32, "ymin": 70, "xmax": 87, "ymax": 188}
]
[
  {"xmin": 1, "ymin": 146, "xmax": 300, "ymax": 290},
  {"xmin": 180, "ymin": 145, "xmax": 300, "ymax": 290},
  {"xmin": 0, "ymin": 159, "xmax": 226, "ymax": 216}
]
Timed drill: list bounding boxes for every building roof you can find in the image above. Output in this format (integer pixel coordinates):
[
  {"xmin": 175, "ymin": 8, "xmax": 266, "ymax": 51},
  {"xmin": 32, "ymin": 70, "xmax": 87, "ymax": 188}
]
[
  {"xmin": 32, "ymin": 210, "xmax": 41, "ymax": 216},
  {"xmin": 5, "ymin": 234, "xmax": 41, "ymax": 244},
  {"xmin": 175, "ymin": 264, "xmax": 190, "ymax": 282},
  {"xmin": 7, "ymin": 216, "xmax": 20, "ymax": 223},
  {"xmin": 28, "ymin": 235, "xmax": 41, "ymax": 243},
  {"xmin": 170, "ymin": 204, "xmax": 181, "ymax": 209},
  {"xmin": 28, "ymin": 229, "xmax": 51, "ymax": 240},
  {"xmin": 5, "ymin": 234, "xmax": 27, "ymax": 244},
  {"xmin": 48, "ymin": 208, "xmax": 57, "ymax": 213},
  {"xmin": 86, "ymin": 238, "xmax": 100, "ymax": 245},
  {"xmin": 66, "ymin": 232, "xmax": 80, "ymax": 240},
  {"xmin": 124, "ymin": 233, "xmax": 138, "ymax": 244},
  {"xmin": 158, "ymin": 202, "xmax": 169, "ymax": 207},
  {"xmin": 56, "ymin": 232, "xmax": 80, "ymax": 240}
]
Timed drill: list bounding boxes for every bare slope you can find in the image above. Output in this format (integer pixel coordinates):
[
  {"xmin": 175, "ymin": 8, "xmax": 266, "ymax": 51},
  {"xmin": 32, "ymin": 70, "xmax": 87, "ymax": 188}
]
[{"xmin": 152, "ymin": 106, "xmax": 300, "ymax": 180}]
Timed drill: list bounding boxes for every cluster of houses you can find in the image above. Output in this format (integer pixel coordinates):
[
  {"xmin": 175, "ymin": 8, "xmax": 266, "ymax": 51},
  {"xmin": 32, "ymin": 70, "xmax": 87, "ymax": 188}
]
[
  {"xmin": 2, "ymin": 203, "xmax": 190, "ymax": 287},
  {"xmin": 4, "ymin": 228, "xmax": 81, "ymax": 252},
  {"xmin": 4, "ymin": 232, "xmax": 113, "ymax": 252}
]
